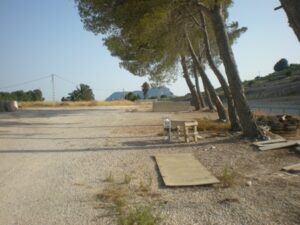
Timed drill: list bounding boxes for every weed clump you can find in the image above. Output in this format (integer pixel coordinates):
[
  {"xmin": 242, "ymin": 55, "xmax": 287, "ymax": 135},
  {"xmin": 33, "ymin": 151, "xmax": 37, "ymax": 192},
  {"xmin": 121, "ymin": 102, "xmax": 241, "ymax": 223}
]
[
  {"xmin": 123, "ymin": 174, "xmax": 132, "ymax": 185},
  {"xmin": 118, "ymin": 205, "xmax": 161, "ymax": 225},
  {"xmin": 218, "ymin": 166, "xmax": 238, "ymax": 188},
  {"xmin": 96, "ymin": 174, "xmax": 162, "ymax": 225},
  {"xmin": 96, "ymin": 184, "xmax": 128, "ymax": 209},
  {"xmin": 104, "ymin": 172, "xmax": 115, "ymax": 183},
  {"xmin": 139, "ymin": 176, "xmax": 153, "ymax": 193}
]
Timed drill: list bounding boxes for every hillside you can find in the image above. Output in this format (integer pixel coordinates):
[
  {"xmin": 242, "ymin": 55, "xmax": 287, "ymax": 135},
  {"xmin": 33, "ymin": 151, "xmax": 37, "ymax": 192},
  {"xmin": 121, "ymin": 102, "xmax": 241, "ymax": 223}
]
[
  {"xmin": 106, "ymin": 86, "xmax": 174, "ymax": 101},
  {"xmin": 243, "ymin": 64, "xmax": 300, "ymax": 99}
]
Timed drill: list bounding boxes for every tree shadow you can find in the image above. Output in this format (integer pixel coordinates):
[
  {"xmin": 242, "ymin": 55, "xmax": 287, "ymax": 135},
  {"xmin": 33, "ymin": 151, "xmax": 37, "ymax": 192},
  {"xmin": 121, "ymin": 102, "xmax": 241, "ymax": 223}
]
[
  {"xmin": 0, "ymin": 135, "xmax": 157, "ymax": 140},
  {"xmin": 0, "ymin": 121, "xmax": 77, "ymax": 127},
  {"xmin": 0, "ymin": 137, "xmax": 237, "ymax": 154},
  {"xmin": 0, "ymin": 108, "xmax": 122, "ymax": 119}
]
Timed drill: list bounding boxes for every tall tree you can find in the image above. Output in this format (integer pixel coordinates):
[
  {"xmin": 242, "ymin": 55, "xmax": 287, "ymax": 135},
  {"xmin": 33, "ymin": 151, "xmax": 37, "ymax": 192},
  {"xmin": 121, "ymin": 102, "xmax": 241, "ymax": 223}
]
[
  {"xmin": 192, "ymin": 63, "xmax": 205, "ymax": 108},
  {"xmin": 180, "ymin": 55, "xmax": 201, "ymax": 110},
  {"xmin": 194, "ymin": 1, "xmax": 263, "ymax": 138},
  {"xmin": 186, "ymin": 30, "xmax": 227, "ymax": 121},
  {"xmin": 141, "ymin": 82, "xmax": 150, "ymax": 99},
  {"xmin": 198, "ymin": 10, "xmax": 241, "ymax": 130},
  {"xmin": 76, "ymin": 0, "xmax": 263, "ymax": 138},
  {"xmin": 68, "ymin": 84, "xmax": 95, "ymax": 101},
  {"xmin": 279, "ymin": 0, "xmax": 300, "ymax": 42}
]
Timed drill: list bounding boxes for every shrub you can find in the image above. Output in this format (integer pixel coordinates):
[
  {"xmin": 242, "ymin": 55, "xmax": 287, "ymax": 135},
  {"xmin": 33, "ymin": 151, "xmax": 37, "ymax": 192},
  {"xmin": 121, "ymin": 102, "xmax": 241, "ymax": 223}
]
[
  {"xmin": 285, "ymin": 70, "xmax": 292, "ymax": 76},
  {"xmin": 66, "ymin": 83, "xmax": 95, "ymax": 101},
  {"xmin": 218, "ymin": 166, "xmax": 237, "ymax": 188},
  {"xmin": 125, "ymin": 92, "xmax": 141, "ymax": 101},
  {"xmin": 118, "ymin": 205, "xmax": 161, "ymax": 225},
  {"xmin": 247, "ymin": 80, "xmax": 254, "ymax": 87},
  {"xmin": 274, "ymin": 58, "xmax": 289, "ymax": 72}
]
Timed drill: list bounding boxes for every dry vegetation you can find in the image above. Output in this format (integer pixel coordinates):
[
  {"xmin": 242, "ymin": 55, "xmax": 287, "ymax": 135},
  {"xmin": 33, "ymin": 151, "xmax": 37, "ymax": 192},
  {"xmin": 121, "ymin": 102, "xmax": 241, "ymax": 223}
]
[
  {"xmin": 196, "ymin": 118, "xmax": 231, "ymax": 131},
  {"xmin": 18, "ymin": 100, "xmax": 134, "ymax": 108},
  {"xmin": 95, "ymin": 173, "xmax": 162, "ymax": 225}
]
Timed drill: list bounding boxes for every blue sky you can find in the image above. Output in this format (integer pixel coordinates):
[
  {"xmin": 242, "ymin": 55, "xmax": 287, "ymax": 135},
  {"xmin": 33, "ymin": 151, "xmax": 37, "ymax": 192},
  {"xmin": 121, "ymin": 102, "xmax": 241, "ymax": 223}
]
[{"xmin": 0, "ymin": 0, "xmax": 299, "ymax": 100}]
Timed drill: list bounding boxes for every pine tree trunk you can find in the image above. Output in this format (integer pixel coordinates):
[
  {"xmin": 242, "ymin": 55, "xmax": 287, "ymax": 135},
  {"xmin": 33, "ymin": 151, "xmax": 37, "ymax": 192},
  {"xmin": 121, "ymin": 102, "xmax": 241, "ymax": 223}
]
[
  {"xmin": 180, "ymin": 55, "xmax": 201, "ymax": 110},
  {"xmin": 193, "ymin": 63, "xmax": 205, "ymax": 108},
  {"xmin": 186, "ymin": 35, "xmax": 227, "ymax": 121},
  {"xmin": 209, "ymin": 5, "xmax": 263, "ymax": 138},
  {"xmin": 280, "ymin": 0, "xmax": 300, "ymax": 42},
  {"xmin": 199, "ymin": 11, "xmax": 241, "ymax": 131},
  {"xmin": 196, "ymin": 59, "xmax": 227, "ymax": 121},
  {"xmin": 203, "ymin": 83, "xmax": 215, "ymax": 111}
]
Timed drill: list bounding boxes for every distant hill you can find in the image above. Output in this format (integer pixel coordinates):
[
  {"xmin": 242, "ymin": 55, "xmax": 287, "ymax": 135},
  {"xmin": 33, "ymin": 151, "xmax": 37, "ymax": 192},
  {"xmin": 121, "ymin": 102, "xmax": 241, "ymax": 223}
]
[
  {"xmin": 214, "ymin": 64, "xmax": 300, "ymax": 99},
  {"xmin": 243, "ymin": 64, "xmax": 300, "ymax": 99},
  {"xmin": 106, "ymin": 86, "xmax": 174, "ymax": 101}
]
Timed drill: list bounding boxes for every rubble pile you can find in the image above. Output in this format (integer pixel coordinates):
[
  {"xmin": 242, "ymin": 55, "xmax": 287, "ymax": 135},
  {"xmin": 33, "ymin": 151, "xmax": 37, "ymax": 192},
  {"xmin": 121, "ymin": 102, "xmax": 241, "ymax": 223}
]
[{"xmin": 256, "ymin": 114, "xmax": 300, "ymax": 134}]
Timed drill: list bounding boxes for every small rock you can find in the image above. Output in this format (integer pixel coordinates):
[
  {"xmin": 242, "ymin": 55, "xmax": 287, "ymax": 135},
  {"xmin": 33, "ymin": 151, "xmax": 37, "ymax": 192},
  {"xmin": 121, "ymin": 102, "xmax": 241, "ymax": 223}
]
[{"xmin": 246, "ymin": 180, "xmax": 252, "ymax": 186}]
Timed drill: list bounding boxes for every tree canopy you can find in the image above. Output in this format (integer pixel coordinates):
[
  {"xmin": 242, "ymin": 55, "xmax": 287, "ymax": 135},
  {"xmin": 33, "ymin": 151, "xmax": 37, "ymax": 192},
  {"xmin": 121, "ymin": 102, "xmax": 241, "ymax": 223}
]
[
  {"xmin": 0, "ymin": 89, "xmax": 44, "ymax": 101},
  {"xmin": 63, "ymin": 84, "xmax": 95, "ymax": 101},
  {"xmin": 141, "ymin": 82, "xmax": 150, "ymax": 99},
  {"xmin": 76, "ymin": 0, "xmax": 264, "ymax": 138}
]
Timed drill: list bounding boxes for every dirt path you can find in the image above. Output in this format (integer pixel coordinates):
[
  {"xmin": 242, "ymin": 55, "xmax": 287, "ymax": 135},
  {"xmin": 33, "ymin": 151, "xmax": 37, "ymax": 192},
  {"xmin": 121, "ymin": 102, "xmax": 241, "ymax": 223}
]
[
  {"xmin": 0, "ymin": 107, "xmax": 191, "ymax": 225},
  {"xmin": 0, "ymin": 107, "xmax": 299, "ymax": 225}
]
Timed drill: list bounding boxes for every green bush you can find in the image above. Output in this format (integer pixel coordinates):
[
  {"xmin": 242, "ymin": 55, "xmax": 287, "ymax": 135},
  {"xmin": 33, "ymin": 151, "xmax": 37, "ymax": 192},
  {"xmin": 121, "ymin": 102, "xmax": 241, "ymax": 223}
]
[
  {"xmin": 0, "ymin": 89, "xmax": 44, "ymax": 101},
  {"xmin": 274, "ymin": 58, "xmax": 289, "ymax": 72},
  {"xmin": 125, "ymin": 92, "xmax": 141, "ymax": 101}
]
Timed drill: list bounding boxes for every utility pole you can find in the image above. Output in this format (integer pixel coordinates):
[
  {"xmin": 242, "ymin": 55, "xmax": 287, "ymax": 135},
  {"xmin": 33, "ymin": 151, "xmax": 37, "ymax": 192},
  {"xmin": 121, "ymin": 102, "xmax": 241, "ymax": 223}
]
[{"xmin": 51, "ymin": 74, "xmax": 55, "ymax": 102}]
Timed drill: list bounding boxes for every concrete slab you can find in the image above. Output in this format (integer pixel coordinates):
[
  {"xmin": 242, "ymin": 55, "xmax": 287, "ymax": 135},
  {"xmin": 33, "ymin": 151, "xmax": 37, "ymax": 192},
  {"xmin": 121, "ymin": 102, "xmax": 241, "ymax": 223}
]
[
  {"xmin": 282, "ymin": 163, "xmax": 300, "ymax": 173},
  {"xmin": 259, "ymin": 141, "xmax": 299, "ymax": 151},
  {"xmin": 253, "ymin": 138, "xmax": 286, "ymax": 147},
  {"xmin": 155, "ymin": 153, "xmax": 219, "ymax": 187}
]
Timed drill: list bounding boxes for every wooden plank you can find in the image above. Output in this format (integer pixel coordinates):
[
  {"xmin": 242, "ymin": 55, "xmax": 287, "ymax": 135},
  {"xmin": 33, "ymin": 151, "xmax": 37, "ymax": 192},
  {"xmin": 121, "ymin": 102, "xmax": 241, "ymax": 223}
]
[
  {"xmin": 259, "ymin": 141, "xmax": 298, "ymax": 151},
  {"xmin": 282, "ymin": 163, "xmax": 300, "ymax": 173},
  {"xmin": 155, "ymin": 153, "xmax": 219, "ymax": 187},
  {"xmin": 252, "ymin": 138, "xmax": 286, "ymax": 147}
]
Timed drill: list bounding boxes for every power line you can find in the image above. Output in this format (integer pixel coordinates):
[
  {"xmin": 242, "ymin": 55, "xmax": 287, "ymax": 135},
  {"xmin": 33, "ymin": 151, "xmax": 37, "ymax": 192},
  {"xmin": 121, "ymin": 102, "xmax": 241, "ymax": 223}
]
[
  {"xmin": 55, "ymin": 74, "xmax": 121, "ymax": 92},
  {"xmin": 0, "ymin": 75, "xmax": 50, "ymax": 90},
  {"xmin": 0, "ymin": 73, "xmax": 124, "ymax": 94},
  {"xmin": 54, "ymin": 74, "xmax": 77, "ymax": 86}
]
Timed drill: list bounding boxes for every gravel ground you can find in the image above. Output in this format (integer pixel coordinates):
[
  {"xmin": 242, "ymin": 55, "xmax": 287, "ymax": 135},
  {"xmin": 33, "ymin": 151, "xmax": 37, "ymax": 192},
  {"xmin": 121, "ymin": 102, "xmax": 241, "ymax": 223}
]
[{"xmin": 0, "ymin": 106, "xmax": 299, "ymax": 225}]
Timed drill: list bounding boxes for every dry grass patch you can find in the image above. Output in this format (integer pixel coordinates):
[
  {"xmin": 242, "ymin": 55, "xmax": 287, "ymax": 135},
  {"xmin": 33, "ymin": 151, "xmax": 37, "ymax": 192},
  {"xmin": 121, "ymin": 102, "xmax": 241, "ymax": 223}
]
[
  {"xmin": 196, "ymin": 118, "xmax": 230, "ymax": 131},
  {"xmin": 18, "ymin": 100, "xmax": 134, "ymax": 108},
  {"xmin": 96, "ymin": 184, "xmax": 128, "ymax": 209}
]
